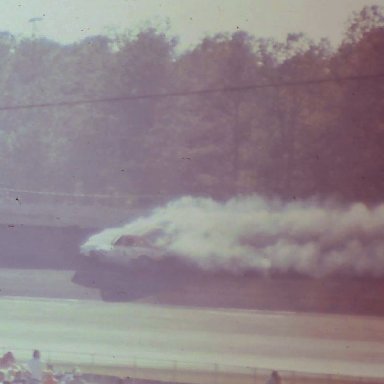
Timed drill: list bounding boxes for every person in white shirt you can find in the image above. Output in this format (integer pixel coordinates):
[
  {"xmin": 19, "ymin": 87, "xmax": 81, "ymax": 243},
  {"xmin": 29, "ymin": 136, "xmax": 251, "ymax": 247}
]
[{"xmin": 27, "ymin": 350, "xmax": 43, "ymax": 383}]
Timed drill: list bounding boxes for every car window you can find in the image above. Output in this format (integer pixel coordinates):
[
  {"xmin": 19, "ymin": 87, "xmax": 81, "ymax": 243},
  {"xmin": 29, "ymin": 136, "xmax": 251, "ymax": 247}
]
[{"xmin": 115, "ymin": 235, "xmax": 150, "ymax": 247}]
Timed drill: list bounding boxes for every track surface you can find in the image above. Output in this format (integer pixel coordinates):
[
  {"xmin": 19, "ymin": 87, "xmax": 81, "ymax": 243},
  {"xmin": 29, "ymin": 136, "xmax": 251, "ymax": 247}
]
[{"xmin": 1, "ymin": 270, "xmax": 384, "ymax": 380}]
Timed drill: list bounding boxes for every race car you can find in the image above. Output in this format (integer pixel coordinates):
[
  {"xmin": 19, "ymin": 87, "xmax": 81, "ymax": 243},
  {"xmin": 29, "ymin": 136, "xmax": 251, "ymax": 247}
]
[{"xmin": 72, "ymin": 227, "xmax": 200, "ymax": 301}]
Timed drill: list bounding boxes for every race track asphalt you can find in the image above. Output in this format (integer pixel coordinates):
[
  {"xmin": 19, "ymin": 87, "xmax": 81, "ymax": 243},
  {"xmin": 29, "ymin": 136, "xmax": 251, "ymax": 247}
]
[{"xmin": 1, "ymin": 269, "xmax": 384, "ymax": 380}]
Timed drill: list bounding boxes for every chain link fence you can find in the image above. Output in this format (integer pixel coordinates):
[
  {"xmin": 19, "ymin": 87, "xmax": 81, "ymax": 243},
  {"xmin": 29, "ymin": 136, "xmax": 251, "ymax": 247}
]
[{"xmin": 1, "ymin": 346, "xmax": 382, "ymax": 384}]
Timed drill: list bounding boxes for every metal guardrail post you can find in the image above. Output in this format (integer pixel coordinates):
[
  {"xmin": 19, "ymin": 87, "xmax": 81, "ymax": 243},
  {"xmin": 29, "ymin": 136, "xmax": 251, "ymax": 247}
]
[
  {"xmin": 172, "ymin": 360, "xmax": 177, "ymax": 382},
  {"xmin": 214, "ymin": 363, "xmax": 219, "ymax": 384},
  {"xmin": 132, "ymin": 357, "xmax": 137, "ymax": 379},
  {"xmin": 254, "ymin": 368, "xmax": 258, "ymax": 384}
]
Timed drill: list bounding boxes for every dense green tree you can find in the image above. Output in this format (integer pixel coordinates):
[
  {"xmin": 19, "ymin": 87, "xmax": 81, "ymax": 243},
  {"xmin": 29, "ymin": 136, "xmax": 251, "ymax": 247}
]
[{"xmin": 0, "ymin": 7, "xmax": 383, "ymax": 205}]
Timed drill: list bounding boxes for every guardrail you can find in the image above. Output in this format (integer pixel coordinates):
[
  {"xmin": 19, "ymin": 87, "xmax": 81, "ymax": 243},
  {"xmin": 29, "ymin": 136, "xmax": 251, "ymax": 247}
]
[{"xmin": 1, "ymin": 346, "xmax": 383, "ymax": 384}]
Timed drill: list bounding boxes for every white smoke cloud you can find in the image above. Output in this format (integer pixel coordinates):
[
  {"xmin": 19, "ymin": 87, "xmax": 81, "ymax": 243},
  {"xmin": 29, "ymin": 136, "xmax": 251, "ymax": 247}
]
[{"xmin": 82, "ymin": 195, "xmax": 384, "ymax": 276}]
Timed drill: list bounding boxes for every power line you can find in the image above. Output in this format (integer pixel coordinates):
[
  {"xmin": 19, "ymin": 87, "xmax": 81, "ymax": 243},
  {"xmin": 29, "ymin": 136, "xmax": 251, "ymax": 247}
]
[
  {"xmin": 0, "ymin": 186, "xmax": 123, "ymax": 199},
  {"xmin": 0, "ymin": 72, "xmax": 383, "ymax": 112},
  {"xmin": 0, "ymin": 185, "xmax": 166, "ymax": 200}
]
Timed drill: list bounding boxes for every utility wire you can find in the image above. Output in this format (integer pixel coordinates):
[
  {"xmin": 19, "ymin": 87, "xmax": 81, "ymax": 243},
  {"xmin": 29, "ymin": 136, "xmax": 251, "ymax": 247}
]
[
  {"xmin": 0, "ymin": 72, "xmax": 383, "ymax": 112},
  {"xmin": 0, "ymin": 186, "xmax": 125, "ymax": 199},
  {"xmin": 0, "ymin": 185, "xmax": 166, "ymax": 200},
  {"xmin": 1, "ymin": 71, "xmax": 383, "ymax": 198}
]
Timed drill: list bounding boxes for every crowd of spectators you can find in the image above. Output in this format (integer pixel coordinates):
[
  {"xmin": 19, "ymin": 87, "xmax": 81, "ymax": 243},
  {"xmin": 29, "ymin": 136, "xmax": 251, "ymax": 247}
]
[
  {"xmin": 0, "ymin": 351, "xmax": 86, "ymax": 384},
  {"xmin": 0, "ymin": 350, "xmax": 283, "ymax": 384}
]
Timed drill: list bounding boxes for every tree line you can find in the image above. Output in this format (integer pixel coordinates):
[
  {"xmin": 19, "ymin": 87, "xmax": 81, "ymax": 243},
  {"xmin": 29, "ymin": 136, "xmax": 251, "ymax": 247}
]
[{"xmin": 0, "ymin": 5, "xmax": 383, "ymax": 205}]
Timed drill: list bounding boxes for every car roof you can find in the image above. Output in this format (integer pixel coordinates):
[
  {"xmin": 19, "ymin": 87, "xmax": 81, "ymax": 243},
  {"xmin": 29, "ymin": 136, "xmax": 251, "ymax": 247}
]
[{"xmin": 114, "ymin": 234, "xmax": 151, "ymax": 247}]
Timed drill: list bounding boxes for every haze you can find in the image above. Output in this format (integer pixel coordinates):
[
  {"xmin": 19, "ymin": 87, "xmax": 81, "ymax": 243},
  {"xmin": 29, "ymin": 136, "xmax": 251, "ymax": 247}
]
[
  {"xmin": 0, "ymin": 0, "xmax": 382, "ymax": 49},
  {"xmin": 1, "ymin": 1, "xmax": 384, "ymax": 382}
]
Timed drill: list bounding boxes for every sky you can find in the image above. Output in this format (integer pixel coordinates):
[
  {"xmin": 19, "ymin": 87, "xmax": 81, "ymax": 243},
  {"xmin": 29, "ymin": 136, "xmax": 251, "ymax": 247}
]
[{"xmin": 0, "ymin": 0, "xmax": 382, "ymax": 50}]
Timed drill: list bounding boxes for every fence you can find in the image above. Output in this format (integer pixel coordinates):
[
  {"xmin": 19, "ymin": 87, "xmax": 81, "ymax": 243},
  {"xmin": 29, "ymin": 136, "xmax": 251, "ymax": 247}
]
[{"xmin": 1, "ymin": 346, "xmax": 383, "ymax": 384}]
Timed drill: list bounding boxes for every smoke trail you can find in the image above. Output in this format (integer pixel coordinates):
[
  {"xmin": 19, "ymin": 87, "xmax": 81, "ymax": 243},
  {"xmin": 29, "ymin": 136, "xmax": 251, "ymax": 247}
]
[{"xmin": 81, "ymin": 195, "xmax": 384, "ymax": 277}]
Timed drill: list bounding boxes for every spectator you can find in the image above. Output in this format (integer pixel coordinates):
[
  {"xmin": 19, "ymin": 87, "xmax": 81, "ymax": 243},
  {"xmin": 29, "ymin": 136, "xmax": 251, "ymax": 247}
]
[
  {"xmin": 42, "ymin": 371, "xmax": 57, "ymax": 384},
  {"xmin": 0, "ymin": 353, "xmax": 15, "ymax": 369},
  {"xmin": 0, "ymin": 370, "xmax": 11, "ymax": 384},
  {"xmin": 12, "ymin": 369, "xmax": 26, "ymax": 384},
  {"xmin": 68, "ymin": 369, "xmax": 85, "ymax": 384},
  {"xmin": 58, "ymin": 372, "xmax": 72, "ymax": 384},
  {"xmin": 266, "ymin": 370, "xmax": 281, "ymax": 384},
  {"xmin": 26, "ymin": 351, "xmax": 43, "ymax": 384}
]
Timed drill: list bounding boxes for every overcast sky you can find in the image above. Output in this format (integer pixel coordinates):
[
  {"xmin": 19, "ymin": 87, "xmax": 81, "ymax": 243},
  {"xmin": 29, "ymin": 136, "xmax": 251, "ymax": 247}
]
[{"xmin": 0, "ymin": 0, "xmax": 382, "ymax": 50}]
